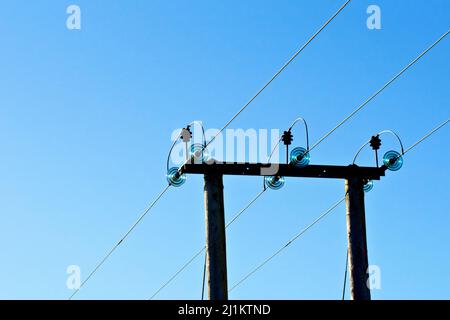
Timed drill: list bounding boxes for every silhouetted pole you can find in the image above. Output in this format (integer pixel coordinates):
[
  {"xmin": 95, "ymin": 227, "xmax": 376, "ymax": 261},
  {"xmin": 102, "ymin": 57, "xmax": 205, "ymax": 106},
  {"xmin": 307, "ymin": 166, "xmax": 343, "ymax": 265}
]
[
  {"xmin": 345, "ymin": 176, "xmax": 371, "ymax": 300},
  {"xmin": 204, "ymin": 173, "xmax": 228, "ymax": 300},
  {"xmin": 180, "ymin": 162, "xmax": 384, "ymax": 299}
]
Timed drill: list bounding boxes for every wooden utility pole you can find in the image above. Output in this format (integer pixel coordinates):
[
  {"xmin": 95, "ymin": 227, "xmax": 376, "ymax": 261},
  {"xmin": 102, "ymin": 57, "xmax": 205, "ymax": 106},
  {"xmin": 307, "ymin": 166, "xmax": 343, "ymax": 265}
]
[
  {"xmin": 203, "ymin": 173, "xmax": 228, "ymax": 300},
  {"xmin": 345, "ymin": 176, "xmax": 371, "ymax": 300},
  {"xmin": 182, "ymin": 162, "xmax": 385, "ymax": 300}
]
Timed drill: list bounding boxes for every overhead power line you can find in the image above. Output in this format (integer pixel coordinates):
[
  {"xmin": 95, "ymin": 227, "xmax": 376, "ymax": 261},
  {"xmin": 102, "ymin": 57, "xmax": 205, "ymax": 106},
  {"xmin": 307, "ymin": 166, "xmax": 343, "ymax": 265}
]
[
  {"xmin": 309, "ymin": 30, "xmax": 449, "ymax": 153},
  {"xmin": 205, "ymin": 0, "xmax": 352, "ymax": 149},
  {"xmin": 149, "ymin": 188, "xmax": 267, "ymax": 299},
  {"xmin": 201, "ymin": 252, "xmax": 207, "ymax": 300},
  {"xmin": 224, "ymin": 189, "xmax": 267, "ymax": 228},
  {"xmin": 403, "ymin": 119, "xmax": 449, "ymax": 155},
  {"xmin": 69, "ymin": 185, "xmax": 171, "ymax": 300},
  {"xmin": 342, "ymin": 249, "xmax": 349, "ymax": 300},
  {"xmin": 229, "ymin": 196, "xmax": 346, "ymax": 293}
]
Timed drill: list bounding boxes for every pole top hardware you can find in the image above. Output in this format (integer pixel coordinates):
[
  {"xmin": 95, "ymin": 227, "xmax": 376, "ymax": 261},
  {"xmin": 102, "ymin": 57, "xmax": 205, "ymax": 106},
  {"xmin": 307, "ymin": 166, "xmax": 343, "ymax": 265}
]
[
  {"xmin": 180, "ymin": 126, "xmax": 193, "ymax": 143},
  {"xmin": 369, "ymin": 135, "xmax": 382, "ymax": 151},
  {"xmin": 281, "ymin": 130, "xmax": 294, "ymax": 146}
]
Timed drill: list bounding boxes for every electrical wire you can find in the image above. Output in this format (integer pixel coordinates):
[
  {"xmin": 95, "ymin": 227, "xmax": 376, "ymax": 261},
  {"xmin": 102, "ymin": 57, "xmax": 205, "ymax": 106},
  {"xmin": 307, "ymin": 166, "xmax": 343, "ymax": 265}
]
[
  {"xmin": 167, "ymin": 121, "xmax": 207, "ymax": 171},
  {"xmin": 149, "ymin": 246, "xmax": 205, "ymax": 300},
  {"xmin": 289, "ymin": 117, "xmax": 310, "ymax": 151},
  {"xmin": 69, "ymin": 184, "xmax": 171, "ymax": 300},
  {"xmin": 149, "ymin": 188, "xmax": 267, "ymax": 299},
  {"xmin": 229, "ymin": 196, "xmax": 346, "ymax": 293},
  {"xmin": 267, "ymin": 117, "xmax": 310, "ymax": 163},
  {"xmin": 308, "ymin": 30, "xmax": 449, "ymax": 154},
  {"xmin": 342, "ymin": 249, "xmax": 349, "ymax": 300},
  {"xmin": 204, "ymin": 0, "xmax": 352, "ymax": 149},
  {"xmin": 70, "ymin": 120, "xmax": 208, "ymax": 300},
  {"xmin": 403, "ymin": 119, "xmax": 449, "ymax": 155},
  {"xmin": 225, "ymin": 189, "xmax": 267, "ymax": 227},
  {"xmin": 201, "ymin": 252, "xmax": 207, "ymax": 300},
  {"xmin": 352, "ymin": 129, "xmax": 405, "ymax": 165}
]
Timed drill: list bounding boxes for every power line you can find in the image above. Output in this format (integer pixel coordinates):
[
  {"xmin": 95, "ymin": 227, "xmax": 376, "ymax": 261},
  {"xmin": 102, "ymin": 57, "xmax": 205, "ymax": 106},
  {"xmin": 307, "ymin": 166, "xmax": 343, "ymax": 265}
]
[
  {"xmin": 403, "ymin": 119, "xmax": 449, "ymax": 155},
  {"xmin": 342, "ymin": 249, "xmax": 349, "ymax": 300},
  {"xmin": 149, "ymin": 246, "xmax": 205, "ymax": 300},
  {"xmin": 225, "ymin": 189, "xmax": 267, "ymax": 228},
  {"xmin": 204, "ymin": 0, "xmax": 352, "ymax": 149},
  {"xmin": 149, "ymin": 188, "xmax": 267, "ymax": 299},
  {"xmin": 200, "ymin": 188, "xmax": 266, "ymax": 299},
  {"xmin": 229, "ymin": 196, "xmax": 346, "ymax": 293},
  {"xmin": 70, "ymin": 124, "xmax": 196, "ymax": 299},
  {"xmin": 69, "ymin": 184, "xmax": 171, "ymax": 300},
  {"xmin": 309, "ymin": 30, "xmax": 449, "ymax": 153},
  {"xmin": 201, "ymin": 252, "xmax": 207, "ymax": 300}
]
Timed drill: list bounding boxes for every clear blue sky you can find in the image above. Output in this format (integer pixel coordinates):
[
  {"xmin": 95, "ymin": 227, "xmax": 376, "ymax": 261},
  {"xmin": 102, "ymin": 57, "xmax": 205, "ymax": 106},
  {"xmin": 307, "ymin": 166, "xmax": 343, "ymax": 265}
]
[{"xmin": 0, "ymin": 0, "xmax": 449, "ymax": 300}]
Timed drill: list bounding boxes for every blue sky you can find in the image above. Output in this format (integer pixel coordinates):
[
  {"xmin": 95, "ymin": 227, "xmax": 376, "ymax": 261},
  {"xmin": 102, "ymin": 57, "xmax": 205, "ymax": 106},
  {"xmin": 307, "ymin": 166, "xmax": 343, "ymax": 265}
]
[{"xmin": 0, "ymin": 0, "xmax": 449, "ymax": 299}]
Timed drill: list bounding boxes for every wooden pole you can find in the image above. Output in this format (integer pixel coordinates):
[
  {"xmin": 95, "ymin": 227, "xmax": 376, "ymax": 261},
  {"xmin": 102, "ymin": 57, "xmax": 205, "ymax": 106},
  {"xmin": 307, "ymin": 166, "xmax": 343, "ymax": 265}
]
[
  {"xmin": 345, "ymin": 176, "xmax": 371, "ymax": 300},
  {"xmin": 204, "ymin": 173, "xmax": 228, "ymax": 300}
]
